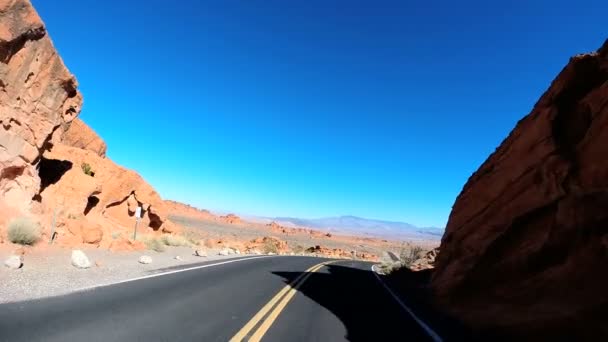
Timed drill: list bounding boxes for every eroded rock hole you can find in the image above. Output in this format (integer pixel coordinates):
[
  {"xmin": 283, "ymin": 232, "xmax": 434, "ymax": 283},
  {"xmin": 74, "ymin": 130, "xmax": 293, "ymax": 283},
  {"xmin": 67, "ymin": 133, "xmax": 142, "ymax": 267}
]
[
  {"xmin": 148, "ymin": 211, "xmax": 162, "ymax": 230},
  {"xmin": 84, "ymin": 196, "xmax": 100, "ymax": 215},
  {"xmin": 37, "ymin": 157, "xmax": 72, "ymax": 193}
]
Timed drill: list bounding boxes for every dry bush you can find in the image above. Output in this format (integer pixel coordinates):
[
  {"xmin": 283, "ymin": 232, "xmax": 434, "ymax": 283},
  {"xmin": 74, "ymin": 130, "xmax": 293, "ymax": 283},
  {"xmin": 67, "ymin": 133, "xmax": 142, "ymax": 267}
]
[
  {"xmin": 160, "ymin": 234, "xmax": 190, "ymax": 247},
  {"xmin": 400, "ymin": 244, "xmax": 424, "ymax": 267},
  {"xmin": 8, "ymin": 217, "xmax": 41, "ymax": 245},
  {"xmin": 262, "ymin": 239, "xmax": 279, "ymax": 254},
  {"xmin": 142, "ymin": 236, "xmax": 166, "ymax": 252}
]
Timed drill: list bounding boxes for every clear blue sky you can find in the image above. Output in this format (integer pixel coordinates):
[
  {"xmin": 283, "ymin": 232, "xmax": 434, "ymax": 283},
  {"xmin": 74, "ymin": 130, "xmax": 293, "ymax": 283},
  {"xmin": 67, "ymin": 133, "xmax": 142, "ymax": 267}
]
[{"xmin": 34, "ymin": 0, "xmax": 606, "ymax": 228}]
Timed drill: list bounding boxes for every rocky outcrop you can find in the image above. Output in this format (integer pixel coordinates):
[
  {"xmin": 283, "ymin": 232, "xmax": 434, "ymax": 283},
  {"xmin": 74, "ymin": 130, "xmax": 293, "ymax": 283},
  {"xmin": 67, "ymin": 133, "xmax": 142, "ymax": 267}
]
[
  {"xmin": 431, "ymin": 40, "xmax": 608, "ymax": 339},
  {"xmin": 0, "ymin": 0, "xmax": 177, "ymax": 249},
  {"xmin": 0, "ymin": 0, "xmax": 82, "ymax": 213},
  {"xmin": 219, "ymin": 213, "xmax": 241, "ymax": 225},
  {"xmin": 164, "ymin": 200, "xmax": 215, "ymax": 220},
  {"xmin": 40, "ymin": 143, "xmax": 172, "ymax": 237},
  {"xmin": 60, "ymin": 118, "xmax": 107, "ymax": 157}
]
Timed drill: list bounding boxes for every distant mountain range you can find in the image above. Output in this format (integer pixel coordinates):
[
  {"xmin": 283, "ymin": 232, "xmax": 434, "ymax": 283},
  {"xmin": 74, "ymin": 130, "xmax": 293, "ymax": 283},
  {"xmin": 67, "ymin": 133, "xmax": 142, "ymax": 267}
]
[{"xmin": 245, "ymin": 214, "xmax": 444, "ymax": 241}]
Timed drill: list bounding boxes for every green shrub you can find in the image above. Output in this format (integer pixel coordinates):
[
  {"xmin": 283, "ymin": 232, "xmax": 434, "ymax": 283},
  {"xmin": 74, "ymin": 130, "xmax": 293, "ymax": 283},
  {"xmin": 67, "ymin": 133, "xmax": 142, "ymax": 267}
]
[
  {"xmin": 81, "ymin": 162, "xmax": 94, "ymax": 176},
  {"xmin": 7, "ymin": 217, "xmax": 41, "ymax": 245}
]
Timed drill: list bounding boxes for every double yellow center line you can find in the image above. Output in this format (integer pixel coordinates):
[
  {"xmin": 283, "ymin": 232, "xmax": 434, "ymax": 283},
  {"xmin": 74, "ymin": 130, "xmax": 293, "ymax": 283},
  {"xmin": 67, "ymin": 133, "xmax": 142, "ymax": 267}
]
[{"xmin": 230, "ymin": 260, "xmax": 335, "ymax": 342}]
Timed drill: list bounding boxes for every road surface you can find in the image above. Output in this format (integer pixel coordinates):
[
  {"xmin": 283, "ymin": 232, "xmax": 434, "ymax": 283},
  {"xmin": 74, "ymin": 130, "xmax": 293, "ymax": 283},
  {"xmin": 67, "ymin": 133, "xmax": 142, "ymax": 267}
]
[{"xmin": 0, "ymin": 256, "xmax": 434, "ymax": 341}]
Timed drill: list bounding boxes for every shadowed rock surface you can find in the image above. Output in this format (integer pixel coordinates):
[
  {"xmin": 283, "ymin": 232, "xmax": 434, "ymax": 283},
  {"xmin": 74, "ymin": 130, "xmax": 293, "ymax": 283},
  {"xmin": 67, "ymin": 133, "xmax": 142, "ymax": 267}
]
[{"xmin": 432, "ymin": 39, "xmax": 608, "ymax": 339}]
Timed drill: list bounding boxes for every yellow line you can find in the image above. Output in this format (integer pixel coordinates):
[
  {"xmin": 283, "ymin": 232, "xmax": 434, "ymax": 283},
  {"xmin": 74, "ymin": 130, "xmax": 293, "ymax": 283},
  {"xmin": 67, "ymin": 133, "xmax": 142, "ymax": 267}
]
[
  {"xmin": 249, "ymin": 261, "xmax": 336, "ymax": 342},
  {"xmin": 229, "ymin": 261, "xmax": 329, "ymax": 342}
]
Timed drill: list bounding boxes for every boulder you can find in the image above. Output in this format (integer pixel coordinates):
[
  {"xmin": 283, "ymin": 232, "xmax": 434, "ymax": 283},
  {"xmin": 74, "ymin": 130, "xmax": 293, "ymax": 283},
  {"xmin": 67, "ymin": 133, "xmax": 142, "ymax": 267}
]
[
  {"xmin": 4, "ymin": 255, "xmax": 23, "ymax": 269},
  {"xmin": 174, "ymin": 255, "xmax": 182, "ymax": 261},
  {"xmin": 71, "ymin": 250, "xmax": 91, "ymax": 269},
  {"xmin": 138, "ymin": 255, "xmax": 152, "ymax": 264},
  {"xmin": 432, "ymin": 40, "xmax": 608, "ymax": 339},
  {"xmin": 194, "ymin": 249, "xmax": 207, "ymax": 257},
  {"xmin": 81, "ymin": 223, "xmax": 103, "ymax": 244}
]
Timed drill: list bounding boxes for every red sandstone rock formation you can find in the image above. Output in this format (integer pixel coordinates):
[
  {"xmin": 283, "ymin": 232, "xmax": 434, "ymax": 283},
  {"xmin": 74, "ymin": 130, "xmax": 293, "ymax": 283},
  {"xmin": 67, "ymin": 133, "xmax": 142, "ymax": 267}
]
[
  {"xmin": 0, "ymin": 0, "xmax": 176, "ymax": 248},
  {"xmin": 164, "ymin": 200, "xmax": 215, "ymax": 221},
  {"xmin": 0, "ymin": 0, "xmax": 81, "ymax": 214},
  {"xmin": 61, "ymin": 118, "xmax": 107, "ymax": 157},
  {"xmin": 219, "ymin": 213, "xmax": 241, "ymax": 225},
  {"xmin": 431, "ymin": 40, "xmax": 608, "ymax": 339}
]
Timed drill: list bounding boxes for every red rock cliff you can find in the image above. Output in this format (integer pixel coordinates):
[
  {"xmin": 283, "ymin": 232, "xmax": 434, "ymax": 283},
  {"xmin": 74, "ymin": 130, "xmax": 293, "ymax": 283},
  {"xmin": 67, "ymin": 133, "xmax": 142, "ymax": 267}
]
[
  {"xmin": 432, "ymin": 39, "xmax": 608, "ymax": 339},
  {"xmin": 1, "ymin": 0, "xmax": 177, "ymax": 247},
  {"xmin": 0, "ymin": 0, "xmax": 82, "ymax": 212}
]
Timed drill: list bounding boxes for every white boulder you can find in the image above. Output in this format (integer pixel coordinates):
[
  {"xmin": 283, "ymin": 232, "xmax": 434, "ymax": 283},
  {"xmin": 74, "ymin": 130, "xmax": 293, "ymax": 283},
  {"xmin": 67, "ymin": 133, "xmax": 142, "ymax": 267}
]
[
  {"xmin": 139, "ymin": 255, "xmax": 152, "ymax": 264},
  {"xmin": 4, "ymin": 255, "xmax": 23, "ymax": 269},
  {"xmin": 71, "ymin": 250, "xmax": 91, "ymax": 269}
]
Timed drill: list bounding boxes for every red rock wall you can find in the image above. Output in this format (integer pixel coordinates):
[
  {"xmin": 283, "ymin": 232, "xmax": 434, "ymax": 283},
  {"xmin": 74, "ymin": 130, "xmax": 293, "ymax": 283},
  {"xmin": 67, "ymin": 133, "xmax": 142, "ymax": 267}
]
[
  {"xmin": 431, "ymin": 40, "xmax": 608, "ymax": 339},
  {"xmin": 60, "ymin": 118, "xmax": 107, "ymax": 157},
  {"xmin": 0, "ymin": 0, "xmax": 175, "ymax": 246},
  {"xmin": 0, "ymin": 0, "xmax": 82, "ymax": 213}
]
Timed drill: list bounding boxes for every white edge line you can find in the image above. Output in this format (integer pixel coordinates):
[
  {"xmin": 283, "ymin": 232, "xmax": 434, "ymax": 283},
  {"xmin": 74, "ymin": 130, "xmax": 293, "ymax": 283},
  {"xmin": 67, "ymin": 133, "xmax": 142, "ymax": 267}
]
[
  {"xmin": 371, "ymin": 264, "xmax": 443, "ymax": 342},
  {"xmin": 77, "ymin": 255, "xmax": 273, "ymax": 293}
]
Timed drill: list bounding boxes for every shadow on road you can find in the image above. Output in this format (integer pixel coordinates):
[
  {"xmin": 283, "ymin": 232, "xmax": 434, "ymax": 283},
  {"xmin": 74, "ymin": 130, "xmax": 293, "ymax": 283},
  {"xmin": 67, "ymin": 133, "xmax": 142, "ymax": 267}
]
[{"xmin": 272, "ymin": 263, "xmax": 433, "ymax": 341}]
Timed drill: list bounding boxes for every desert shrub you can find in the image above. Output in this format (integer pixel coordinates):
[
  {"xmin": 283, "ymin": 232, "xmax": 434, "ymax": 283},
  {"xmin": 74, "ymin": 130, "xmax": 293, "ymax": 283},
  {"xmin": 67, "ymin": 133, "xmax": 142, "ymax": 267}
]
[
  {"xmin": 400, "ymin": 244, "xmax": 424, "ymax": 267},
  {"xmin": 142, "ymin": 236, "xmax": 166, "ymax": 252},
  {"xmin": 7, "ymin": 217, "xmax": 41, "ymax": 245},
  {"xmin": 291, "ymin": 244, "xmax": 305, "ymax": 254},
  {"xmin": 81, "ymin": 162, "xmax": 94, "ymax": 176},
  {"xmin": 262, "ymin": 240, "xmax": 279, "ymax": 254},
  {"xmin": 182, "ymin": 229, "xmax": 201, "ymax": 246},
  {"xmin": 160, "ymin": 234, "xmax": 190, "ymax": 247},
  {"xmin": 111, "ymin": 232, "xmax": 122, "ymax": 240}
]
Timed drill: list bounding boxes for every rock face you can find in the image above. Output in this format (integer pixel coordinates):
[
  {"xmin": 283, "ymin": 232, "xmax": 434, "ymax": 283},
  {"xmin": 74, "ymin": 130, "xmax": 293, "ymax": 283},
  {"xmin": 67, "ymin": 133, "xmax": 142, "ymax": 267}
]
[
  {"xmin": 41, "ymin": 143, "xmax": 170, "ymax": 234},
  {"xmin": 0, "ymin": 0, "xmax": 82, "ymax": 213},
  {"xmin": 60, "ymin": 118, "xmax": 107, "ymax": 157},
  {"xmin": 164, "ymin": 200, "xmax": 215, "ymax": 220},
  {"xmin": 432, "ymin": 40, "xmax": 608, "ymax": 339},
  {"xmin": 0, "ymin": 0, "xmax": 176, "ymax": 250}
]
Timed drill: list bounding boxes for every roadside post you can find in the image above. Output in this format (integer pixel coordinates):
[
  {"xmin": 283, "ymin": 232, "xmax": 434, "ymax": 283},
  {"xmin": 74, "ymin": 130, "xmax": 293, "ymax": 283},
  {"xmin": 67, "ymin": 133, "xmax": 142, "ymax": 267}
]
[{"xmin": 134, "ymin": 207, "xmax": 142, "ymax": 240}]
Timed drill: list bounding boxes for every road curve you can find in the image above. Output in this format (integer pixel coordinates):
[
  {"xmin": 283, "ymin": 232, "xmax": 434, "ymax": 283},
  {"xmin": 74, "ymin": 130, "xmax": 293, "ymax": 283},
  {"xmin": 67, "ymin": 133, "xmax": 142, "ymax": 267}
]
[{"xmin": 0, "ymin": 256, "xmax": 432, "ymax": 341}]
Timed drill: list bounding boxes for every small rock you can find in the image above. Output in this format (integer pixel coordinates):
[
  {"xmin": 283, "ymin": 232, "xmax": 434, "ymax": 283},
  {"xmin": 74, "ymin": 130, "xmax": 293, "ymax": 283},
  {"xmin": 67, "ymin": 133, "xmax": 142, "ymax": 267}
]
[
  {"xmin": 289, "ymin": 252, "xmax": 295, "ymax": 256},
  {"xmin": 71, "ymin": 250, "xmax": 91, "ymax": 269},
  {"xmin": 267, "ymin": 252, "xmax": 276, "ymax": 255},
  {"xmin": 4, "ymin": 255, "xmax": 23, "ymax": 269},
  {"xmin": 218, "ymin": 248, "xmax": 231, "ymax": 256},
  {"xmin": 95, "ymin": 261, "xmax": 103, "ymax": 268},
  {"xmin": 139, "ymin": 255, "xmax": 152, "ymax": 264},
  {"xmin": 233, "ymin": 248, "xmax": 241, "ymax": 255},
  {"xmin": 174, "ymin": 256, "xmax": 182, "ymax": 261},
  {"xmin": 194, "ymin": 250, "xmax": 207, "ymax": 257}
]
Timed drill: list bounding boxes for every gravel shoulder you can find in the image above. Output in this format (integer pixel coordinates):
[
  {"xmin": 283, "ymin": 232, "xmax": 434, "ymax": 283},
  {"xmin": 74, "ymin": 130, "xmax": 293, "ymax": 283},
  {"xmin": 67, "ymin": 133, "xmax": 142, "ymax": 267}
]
[{"xmin": 0, "ymin": 245, "xmax": 252, "ymax": 304}]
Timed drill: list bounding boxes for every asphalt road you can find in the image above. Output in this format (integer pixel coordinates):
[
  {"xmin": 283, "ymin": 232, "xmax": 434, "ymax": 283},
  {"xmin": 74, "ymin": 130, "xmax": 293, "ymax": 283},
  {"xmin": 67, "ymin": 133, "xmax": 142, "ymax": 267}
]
[{"xmin": 0, "ymin": 256, "xmax": 433, "ymax": 342}]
